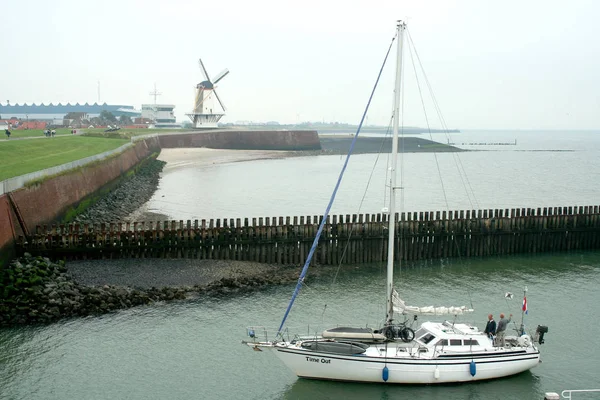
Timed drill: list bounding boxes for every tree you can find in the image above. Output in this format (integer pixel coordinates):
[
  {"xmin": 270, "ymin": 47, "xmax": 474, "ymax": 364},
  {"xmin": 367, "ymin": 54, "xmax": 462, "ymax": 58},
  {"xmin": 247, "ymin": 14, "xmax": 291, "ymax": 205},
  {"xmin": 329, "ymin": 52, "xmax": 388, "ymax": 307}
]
[
  {"xmin": 100, "ymin": 110, "xmax": 117, "ymax": 123},
  {"xmin": 65, "ymin": 112, "xmax": 87, "ymax": 121},
  {"xmin": 119, "ymin": 115, "xmax": 132, "ymax": 125}
]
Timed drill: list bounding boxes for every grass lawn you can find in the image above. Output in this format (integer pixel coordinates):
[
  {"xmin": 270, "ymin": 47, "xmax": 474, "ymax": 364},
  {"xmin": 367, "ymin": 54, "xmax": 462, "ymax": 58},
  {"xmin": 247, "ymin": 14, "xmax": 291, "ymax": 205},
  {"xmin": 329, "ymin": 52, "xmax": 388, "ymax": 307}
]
[
  {"xmin": 2, "ymin": 127, "xmax": 184, "ymax": 140},
  {"xmin": 82, "ymin": 127, "xmax": 183, "ymax": 138},
  {"xmin": 2, "ymin": 128, "xmax": 74, "ymax": 139},
  {"xmin": 0, "ymin": 136, "xmax": 128, "ymax": 181}
]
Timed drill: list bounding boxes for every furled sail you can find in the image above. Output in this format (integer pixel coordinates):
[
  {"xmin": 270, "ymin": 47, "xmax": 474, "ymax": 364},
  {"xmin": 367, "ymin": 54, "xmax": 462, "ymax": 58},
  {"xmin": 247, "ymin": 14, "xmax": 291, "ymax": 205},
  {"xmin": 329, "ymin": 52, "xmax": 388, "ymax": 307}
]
[{"xmin": 392, "ymin": 290, "xmax": 474, "ymax": 315}]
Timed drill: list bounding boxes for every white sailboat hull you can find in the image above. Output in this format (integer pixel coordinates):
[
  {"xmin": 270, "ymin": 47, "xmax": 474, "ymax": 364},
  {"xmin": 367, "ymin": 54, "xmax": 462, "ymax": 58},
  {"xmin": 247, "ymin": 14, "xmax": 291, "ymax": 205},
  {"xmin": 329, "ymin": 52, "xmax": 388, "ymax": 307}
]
[
  {"xmin": 272, "ymin": 344, "xmax": 540, "ymax": 384},
  {"xmin": 244, "ymin": 21, "xmax": 549, "ymax": 387}
]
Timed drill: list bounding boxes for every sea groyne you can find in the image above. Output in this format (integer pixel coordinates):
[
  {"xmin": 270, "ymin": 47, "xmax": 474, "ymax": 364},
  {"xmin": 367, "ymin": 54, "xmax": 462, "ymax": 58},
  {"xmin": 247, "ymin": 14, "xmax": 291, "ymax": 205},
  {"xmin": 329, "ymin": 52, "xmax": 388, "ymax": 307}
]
[{"xmin": 19, "ymin": 206, "xmax": 600, "ymax": 264}]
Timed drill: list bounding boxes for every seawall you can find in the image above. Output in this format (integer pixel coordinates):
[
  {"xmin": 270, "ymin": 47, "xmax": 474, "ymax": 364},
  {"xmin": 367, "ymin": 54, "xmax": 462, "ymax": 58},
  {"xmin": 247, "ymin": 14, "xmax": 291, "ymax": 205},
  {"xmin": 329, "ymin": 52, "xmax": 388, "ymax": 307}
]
[
  {"xmin": 0, "ymin": 137, "xmax": 161, "ymax": 267},
  {"xmin": 0, "ymin": 130, "xmax": 320, "ymax": 267},
  {"xmin": 159, "ymin": 130, "xmax": 320, "ymax": 150},
  {"xmin": 0, "ymin": 195, "xmax": 21, "ymax": 267}
]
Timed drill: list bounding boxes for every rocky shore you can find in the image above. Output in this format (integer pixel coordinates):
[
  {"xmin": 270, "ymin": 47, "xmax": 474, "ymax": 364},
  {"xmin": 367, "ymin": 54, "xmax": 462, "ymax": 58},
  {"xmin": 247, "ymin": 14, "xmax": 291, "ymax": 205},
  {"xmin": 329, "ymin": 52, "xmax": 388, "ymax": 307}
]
[
  {"xmin": 72, "ymin": 157, "xmax": 168, "ymax": 225},
  {"xmin": 0, "ymin": 254, "xmax": 301, "ymax": 326},
  {"xmin": 2, "ymin": 138, "xmax": 454, "ymax": 327}
]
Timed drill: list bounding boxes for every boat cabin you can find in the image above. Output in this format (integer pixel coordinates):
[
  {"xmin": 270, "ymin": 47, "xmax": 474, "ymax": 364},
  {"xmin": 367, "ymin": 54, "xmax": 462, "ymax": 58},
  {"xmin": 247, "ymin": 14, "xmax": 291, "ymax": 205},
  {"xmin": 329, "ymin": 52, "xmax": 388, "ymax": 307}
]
[{"xmin": 414, "ymin": 321, "xmax": 492, "ymax": 350}]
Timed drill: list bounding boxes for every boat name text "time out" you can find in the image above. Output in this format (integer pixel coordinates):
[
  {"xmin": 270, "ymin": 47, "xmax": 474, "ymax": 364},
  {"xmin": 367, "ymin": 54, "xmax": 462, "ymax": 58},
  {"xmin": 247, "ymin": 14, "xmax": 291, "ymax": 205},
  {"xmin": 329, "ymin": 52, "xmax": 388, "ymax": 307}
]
[{"xmin": 305, "ymin": 356, "xmax": 331, "ymax": 364}]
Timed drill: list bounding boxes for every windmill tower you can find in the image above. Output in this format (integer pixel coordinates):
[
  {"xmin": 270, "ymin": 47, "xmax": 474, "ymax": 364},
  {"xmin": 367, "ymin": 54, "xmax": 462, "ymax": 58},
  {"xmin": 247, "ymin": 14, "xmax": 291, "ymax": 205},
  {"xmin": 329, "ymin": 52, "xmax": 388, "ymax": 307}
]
[{"xmin": 186, "ymin": 58, "xmax": 229, "ymax": 129}]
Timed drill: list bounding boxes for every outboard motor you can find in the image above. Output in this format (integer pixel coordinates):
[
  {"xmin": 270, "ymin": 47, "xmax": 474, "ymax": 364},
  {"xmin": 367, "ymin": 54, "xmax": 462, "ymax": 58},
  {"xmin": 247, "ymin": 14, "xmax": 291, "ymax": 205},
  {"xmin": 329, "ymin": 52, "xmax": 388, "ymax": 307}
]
[{"xmin": 535, "ymin": 325, "xmax": 548, "ymax": 344}]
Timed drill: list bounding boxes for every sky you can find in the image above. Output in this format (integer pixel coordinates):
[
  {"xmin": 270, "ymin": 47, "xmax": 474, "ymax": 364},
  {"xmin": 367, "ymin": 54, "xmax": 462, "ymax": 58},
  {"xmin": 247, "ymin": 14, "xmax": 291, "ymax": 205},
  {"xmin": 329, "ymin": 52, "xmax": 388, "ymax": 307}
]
[{"xmin": 1, "ymin": 0, "xmax": 599, "ymax": 129}]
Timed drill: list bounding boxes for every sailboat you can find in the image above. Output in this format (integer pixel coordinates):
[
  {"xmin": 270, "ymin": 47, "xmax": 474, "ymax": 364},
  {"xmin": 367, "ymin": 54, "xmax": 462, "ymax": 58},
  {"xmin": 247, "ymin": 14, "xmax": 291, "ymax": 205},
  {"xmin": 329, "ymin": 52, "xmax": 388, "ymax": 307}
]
[{"xmin": 244, "ymin": 21, "xmax": 548, "ymax": 384}]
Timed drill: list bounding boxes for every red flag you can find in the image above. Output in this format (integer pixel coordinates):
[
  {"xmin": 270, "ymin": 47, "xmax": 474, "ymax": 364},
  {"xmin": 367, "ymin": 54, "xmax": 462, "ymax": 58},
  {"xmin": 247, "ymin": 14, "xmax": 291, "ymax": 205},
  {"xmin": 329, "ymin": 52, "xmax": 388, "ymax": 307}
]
[{"xmin": 522, "ymin": 296, "xmax": 528, "ymax": 314}]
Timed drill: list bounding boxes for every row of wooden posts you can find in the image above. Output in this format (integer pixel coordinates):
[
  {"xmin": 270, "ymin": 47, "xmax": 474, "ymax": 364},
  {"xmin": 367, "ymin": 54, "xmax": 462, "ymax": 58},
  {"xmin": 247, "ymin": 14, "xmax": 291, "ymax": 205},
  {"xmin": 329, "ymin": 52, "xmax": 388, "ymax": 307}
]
[{"xmin": 19, "ymin": 205, "xmax": 600, "ymax": 265}]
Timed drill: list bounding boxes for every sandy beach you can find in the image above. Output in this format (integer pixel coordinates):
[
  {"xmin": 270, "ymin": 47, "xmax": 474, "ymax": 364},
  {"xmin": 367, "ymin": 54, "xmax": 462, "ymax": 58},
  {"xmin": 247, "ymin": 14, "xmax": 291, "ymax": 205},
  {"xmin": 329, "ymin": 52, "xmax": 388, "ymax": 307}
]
[
  {"xmin": 125, "ymin": 148, "xmax": 300, "ymax": 222},
  {"xmin": 157, "ymin": 148, "xmax": 296, "ymax": 170}
]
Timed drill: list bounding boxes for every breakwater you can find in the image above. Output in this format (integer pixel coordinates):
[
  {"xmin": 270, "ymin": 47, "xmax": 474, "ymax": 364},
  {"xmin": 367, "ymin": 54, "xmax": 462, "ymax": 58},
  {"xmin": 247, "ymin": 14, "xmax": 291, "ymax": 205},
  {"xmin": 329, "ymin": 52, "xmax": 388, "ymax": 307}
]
[
  {"xmin": 0, "ymin": 254, "xmax": 298, "ymax": 326},
  {"xmin": 18, "ymin": 205, "xmax": 600, "ymax": 263}
]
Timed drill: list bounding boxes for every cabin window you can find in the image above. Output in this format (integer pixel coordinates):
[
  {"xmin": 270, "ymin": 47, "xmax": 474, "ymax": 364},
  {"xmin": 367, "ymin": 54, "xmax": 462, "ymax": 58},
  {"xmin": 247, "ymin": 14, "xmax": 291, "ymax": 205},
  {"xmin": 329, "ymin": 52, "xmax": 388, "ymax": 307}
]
[
  {"xmin": 437, "ymin": 339, "xmax": 449, "ymax": 346},
  {"xmin": 450, "ymin": 339, "xmax": 462, "ymax": 346},
  {"xmin": 464, "ymin": 339, "xmax": 479, "ymax": 346},
  {"xmin": 414, "ymin": 328, "xmax": 427, "ymax": 338},
  {"xmin": 420, "ymin": 333, "xmax": 436, "ymax": 345}
]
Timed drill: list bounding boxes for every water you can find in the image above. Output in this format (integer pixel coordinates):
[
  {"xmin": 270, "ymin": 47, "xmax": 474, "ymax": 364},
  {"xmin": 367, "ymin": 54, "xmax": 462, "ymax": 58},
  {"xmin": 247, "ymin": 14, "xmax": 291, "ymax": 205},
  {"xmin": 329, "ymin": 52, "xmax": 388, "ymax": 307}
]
[
  {"xmin": 2, "ymin": 129, "xmax": 600, "ymax": 399},
  {"xmin": 145, "ymin": 129, "xmax": 600, "ymax": 220},
  {"xmin": 2, "ymin": 253, "xmax": 600, "ymax": 399}
]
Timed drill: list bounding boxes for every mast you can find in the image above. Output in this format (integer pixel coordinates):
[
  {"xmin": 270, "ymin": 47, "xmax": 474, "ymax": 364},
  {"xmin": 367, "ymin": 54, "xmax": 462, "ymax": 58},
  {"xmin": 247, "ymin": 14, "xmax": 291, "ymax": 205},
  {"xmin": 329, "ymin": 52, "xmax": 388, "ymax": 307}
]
[{"xmin": 386, "ymin": 20, "xmax": 406, "ymax": 324}]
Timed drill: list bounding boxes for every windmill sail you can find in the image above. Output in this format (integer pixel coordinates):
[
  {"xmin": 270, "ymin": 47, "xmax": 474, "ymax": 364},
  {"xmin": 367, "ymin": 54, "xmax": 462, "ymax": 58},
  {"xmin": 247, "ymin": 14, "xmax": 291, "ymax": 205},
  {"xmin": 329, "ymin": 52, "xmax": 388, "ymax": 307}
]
[{"xmin": 186, "ymin": 58, "xmax": 229, "ymax": 129}]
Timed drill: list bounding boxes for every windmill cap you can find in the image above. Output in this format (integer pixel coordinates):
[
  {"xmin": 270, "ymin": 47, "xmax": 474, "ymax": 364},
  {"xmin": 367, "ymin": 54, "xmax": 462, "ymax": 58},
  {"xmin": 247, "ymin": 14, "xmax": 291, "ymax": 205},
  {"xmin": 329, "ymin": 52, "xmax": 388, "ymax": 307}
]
[{"xmin": 197, "ymin": 80, "xmax": 214, "ymax": 89}]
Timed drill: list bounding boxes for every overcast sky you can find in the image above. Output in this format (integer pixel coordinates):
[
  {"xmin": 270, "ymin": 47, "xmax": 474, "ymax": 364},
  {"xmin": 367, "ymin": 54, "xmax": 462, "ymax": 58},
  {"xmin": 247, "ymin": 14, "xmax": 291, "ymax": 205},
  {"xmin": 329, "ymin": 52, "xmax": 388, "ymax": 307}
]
[{"xmin": 2, "ymin": 0, "xmax": 599, "ymax": 129}]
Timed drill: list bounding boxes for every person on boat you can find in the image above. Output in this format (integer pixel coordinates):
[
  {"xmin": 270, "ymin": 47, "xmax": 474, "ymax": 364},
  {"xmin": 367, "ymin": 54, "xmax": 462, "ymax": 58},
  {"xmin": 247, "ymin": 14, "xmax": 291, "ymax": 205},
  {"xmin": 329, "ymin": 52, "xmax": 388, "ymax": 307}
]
[
  {"xmin": 484, "ymin": 314, "xmax": 496, "ymax": 339},
  {"xmin": 495, "ymin": 313, "xmax": 512, "ymax": 347}
]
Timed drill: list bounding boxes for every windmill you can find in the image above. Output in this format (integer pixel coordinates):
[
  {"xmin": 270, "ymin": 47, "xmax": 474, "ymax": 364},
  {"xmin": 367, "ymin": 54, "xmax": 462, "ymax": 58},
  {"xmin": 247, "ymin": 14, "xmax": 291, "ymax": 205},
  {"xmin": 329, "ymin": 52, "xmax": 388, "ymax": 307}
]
[{"xmin": 186, "ymin": 58, "xmax": 229, "ymax": 129}]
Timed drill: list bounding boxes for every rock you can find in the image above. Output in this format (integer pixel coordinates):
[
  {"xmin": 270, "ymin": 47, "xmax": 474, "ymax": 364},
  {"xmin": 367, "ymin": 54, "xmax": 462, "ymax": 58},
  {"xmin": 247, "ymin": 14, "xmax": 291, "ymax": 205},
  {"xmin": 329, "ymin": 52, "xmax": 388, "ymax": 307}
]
[{"xmin": 1, "ymin": 253, "xmax": 300, "ymax": 327}]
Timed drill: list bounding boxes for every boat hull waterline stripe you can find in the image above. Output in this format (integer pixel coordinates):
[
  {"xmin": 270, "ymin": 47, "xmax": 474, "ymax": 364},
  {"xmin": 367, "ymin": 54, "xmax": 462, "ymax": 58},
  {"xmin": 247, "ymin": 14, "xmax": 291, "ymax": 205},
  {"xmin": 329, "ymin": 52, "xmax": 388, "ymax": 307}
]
[
  {"xmin": 274, "ymin": 349, "xmax": 540, "ymax": 384},
  {"xmin": 276, "ymin": 348, "xmax": 540, "ymax": 365}
]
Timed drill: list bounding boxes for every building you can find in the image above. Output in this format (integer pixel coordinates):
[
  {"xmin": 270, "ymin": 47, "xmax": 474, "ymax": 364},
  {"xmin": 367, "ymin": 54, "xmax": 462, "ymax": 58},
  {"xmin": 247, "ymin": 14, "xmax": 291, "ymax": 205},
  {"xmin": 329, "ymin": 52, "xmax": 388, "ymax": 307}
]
[
  {"xmin": 141, "ymin": 104, "xmax": 179, "ymax": 128},
  {"xmin": 0, "ymin": 103, "xmax": 139, "ymax": 122}
]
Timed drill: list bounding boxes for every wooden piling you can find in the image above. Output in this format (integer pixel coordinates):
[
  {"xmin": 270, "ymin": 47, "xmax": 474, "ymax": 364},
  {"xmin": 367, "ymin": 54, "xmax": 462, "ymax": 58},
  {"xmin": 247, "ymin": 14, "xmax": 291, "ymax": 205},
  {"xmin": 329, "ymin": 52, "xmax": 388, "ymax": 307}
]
[{"xmin": 19, "ymin": 205, "xmax": 600, "ymax": 265}]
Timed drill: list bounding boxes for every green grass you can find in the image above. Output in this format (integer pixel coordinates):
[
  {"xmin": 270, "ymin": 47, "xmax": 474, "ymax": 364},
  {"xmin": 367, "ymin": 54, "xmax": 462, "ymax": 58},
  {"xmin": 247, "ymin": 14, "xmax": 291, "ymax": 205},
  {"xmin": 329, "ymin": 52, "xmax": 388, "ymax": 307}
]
[
  {"xmin": 82, "ymin": 128, "xmax": 182, "ymax": 140},
  {"xmin": 2, "ymin": 128, "xmax": 74, "ymax": 139},
  {"xmin": 2, "ymin": 127, "xmax": 183, "ymax": 140},
  {"xmin": 0, "ymin": 136, "xmax": 129, "ymax": 181}
]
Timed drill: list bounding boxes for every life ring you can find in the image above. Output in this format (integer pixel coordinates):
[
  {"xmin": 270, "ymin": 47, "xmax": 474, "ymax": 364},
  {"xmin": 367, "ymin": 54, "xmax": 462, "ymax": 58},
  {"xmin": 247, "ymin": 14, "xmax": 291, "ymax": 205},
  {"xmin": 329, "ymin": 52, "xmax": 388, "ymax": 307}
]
[
  {"xmin": 384, "ymin": 327, "xmax": 395, "ymax": 340},
  {"xmin": 401, "ymin": 327, "xmax": 415, "ymax": 342}
]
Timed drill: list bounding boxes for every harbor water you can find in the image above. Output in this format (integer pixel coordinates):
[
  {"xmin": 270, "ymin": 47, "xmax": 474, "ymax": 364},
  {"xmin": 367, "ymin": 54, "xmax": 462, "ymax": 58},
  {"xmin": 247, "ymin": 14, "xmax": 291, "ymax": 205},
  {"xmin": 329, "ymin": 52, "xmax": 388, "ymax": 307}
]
[{"xmin": 2, "ymin": 129, "xmax": 600, "ymax": 399}]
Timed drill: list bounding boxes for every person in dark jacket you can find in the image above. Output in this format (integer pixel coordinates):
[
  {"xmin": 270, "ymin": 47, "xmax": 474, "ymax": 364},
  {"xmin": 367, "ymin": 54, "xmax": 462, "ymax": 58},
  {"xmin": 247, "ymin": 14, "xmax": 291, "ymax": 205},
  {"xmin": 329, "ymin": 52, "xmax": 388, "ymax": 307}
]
[{"xmin": 484, "ymin": 314, "xmax": 496, "ymax": 339}]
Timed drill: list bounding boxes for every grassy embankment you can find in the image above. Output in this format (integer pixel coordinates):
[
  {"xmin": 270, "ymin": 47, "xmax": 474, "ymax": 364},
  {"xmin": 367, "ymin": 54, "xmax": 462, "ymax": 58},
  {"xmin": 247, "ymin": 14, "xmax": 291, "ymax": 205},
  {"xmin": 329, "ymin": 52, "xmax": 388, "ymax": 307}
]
[
  {"xmin": 2, "ymin": 127, "xmax": 177, "ymax": 140},
  {"xmin": 0, "ymin": 136, "xmax": 129, "ymax": 181}
]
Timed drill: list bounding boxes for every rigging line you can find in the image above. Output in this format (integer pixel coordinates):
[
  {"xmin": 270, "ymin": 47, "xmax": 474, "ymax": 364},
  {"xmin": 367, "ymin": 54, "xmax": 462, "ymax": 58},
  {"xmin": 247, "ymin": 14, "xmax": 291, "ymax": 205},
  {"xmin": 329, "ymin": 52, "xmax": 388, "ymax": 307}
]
[
  {"xmin": 407, "ymin": 29, "xmax": 489, "ymax": 283},
  {"xmin": 331, "ymin": 117, "xmax": 394, "ymax": 286},
  {"xmin": 406, "ymin": 30, "xmax": 477, "ymax": 209},
  {"xmin": 276, "ymin": 32, "xmax": 398, "ymax": 335},
  {"xmin": 406, "ymin": 28, "xmax": 475, "ymax": 309},
  {"xmin": 406, "ymin": 29, "xmax": 480, "ymax": 210},
  {"xmin": 405, "ymin": 33, "xmax": 452, "ymax": 213}
]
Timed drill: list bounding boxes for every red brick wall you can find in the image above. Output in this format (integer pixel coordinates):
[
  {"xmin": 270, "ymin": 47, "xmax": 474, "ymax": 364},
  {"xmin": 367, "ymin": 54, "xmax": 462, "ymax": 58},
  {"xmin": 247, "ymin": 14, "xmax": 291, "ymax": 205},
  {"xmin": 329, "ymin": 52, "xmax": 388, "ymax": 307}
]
[
  {"xmin": 159, "ymin": 130, "xmax": 321, "ymax": 150},
  {"xmin": 7, "ymin": 137, "xmax": 160, "ymax": 232},
  {"xmin": 0, "ymin": 131, "xmax": 315, "ymax": 266},
  {"xmin": 0, "ymin": 194, "xmax": 23, "ymax": 266}
]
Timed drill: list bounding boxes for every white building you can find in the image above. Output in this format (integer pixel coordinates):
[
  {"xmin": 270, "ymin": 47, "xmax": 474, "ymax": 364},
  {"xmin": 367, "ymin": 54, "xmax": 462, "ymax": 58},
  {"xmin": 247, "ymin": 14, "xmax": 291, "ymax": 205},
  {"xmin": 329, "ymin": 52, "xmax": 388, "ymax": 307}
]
[{"xmin": 141, "ymin": 104, "xmax": 179, "ymax": 128}]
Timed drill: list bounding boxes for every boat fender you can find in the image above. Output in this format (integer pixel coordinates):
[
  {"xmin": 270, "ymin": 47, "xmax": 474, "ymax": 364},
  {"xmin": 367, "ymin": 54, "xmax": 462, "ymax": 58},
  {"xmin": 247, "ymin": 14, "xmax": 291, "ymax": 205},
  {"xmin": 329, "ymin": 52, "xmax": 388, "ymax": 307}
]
[
  {"xmin": 382, "ymin": 366, "xmax": 389, "ymax": 382},
  {"xmin": 434, "ymin": 367, "xmax": 440, "ymax": 379},
  {"xmin": 470, "ymin": 361, "xmax": 476, "ymax": 377}
]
